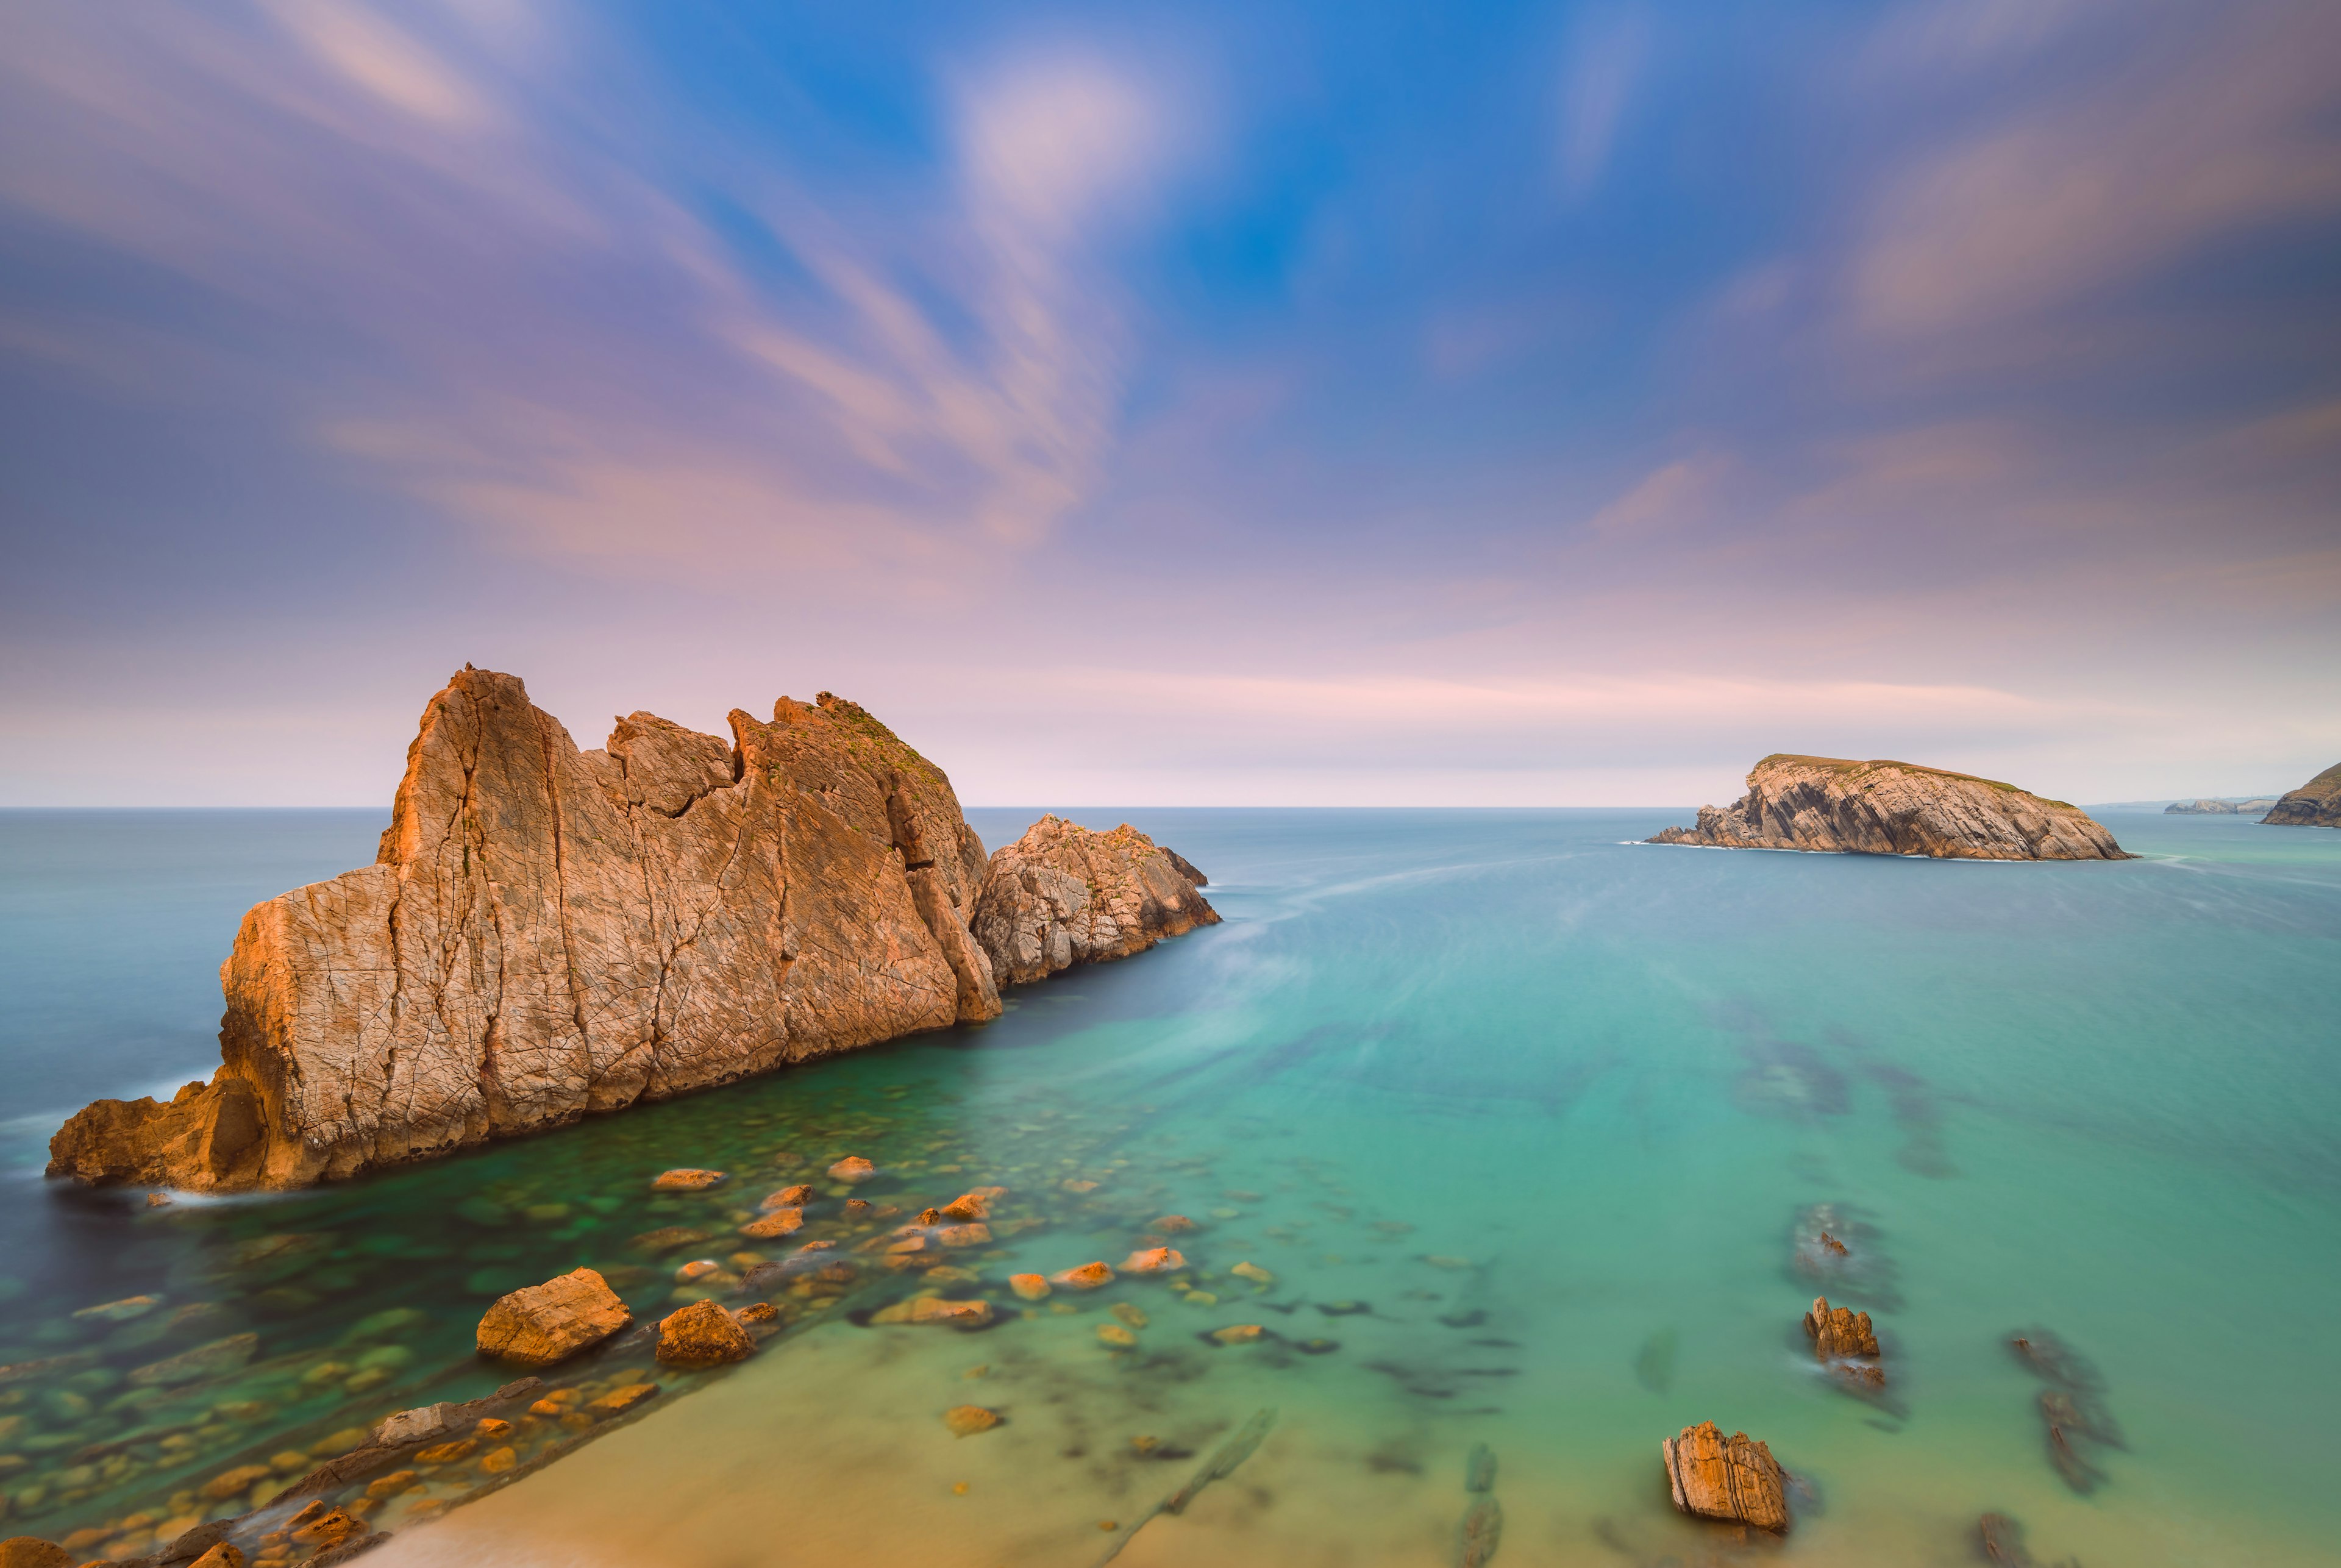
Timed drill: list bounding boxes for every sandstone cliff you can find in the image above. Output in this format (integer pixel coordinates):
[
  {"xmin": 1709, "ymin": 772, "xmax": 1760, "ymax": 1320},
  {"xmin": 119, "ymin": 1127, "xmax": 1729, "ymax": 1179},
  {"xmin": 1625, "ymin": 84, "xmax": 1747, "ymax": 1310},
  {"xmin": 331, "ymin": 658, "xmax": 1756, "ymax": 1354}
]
[
  {"xmin": 1648, "ymin": 755, "xmax": 2131, "ymax": 860},
  {"xmin": 970, "ymin": 816, "xmax": 1219, "ymax": 986},
  {"xmin": 2260, "ymin": 763, "xmax": 2341, "ymax": 827},
  {"xmin": 49, "ymin": 669, "xmax": 1003, "ymax": 1191}
]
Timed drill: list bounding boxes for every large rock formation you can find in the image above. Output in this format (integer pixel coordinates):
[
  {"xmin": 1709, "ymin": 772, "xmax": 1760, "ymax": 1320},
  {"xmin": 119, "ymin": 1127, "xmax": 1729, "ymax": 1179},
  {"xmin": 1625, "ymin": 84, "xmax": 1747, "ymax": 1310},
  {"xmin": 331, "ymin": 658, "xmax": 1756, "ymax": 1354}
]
[
  {"xmin": 49, "ymin": 669, "xmax": 1004, "ymax": 1191},
  {"xmin": 2164, "ymin": 797, "xmax": 2279, "ymax": 815},
  {"xmin": 1661, "ymin": 1421, "xmax": 1790, "ymax": 1533},
  {"xmin": 1648, "ymin": 755, "xmax": 2131, "ymax": 860},
  {"xmin": 2260, "ymin": 763, "xmax": 2341, "ymax": 827},
  {"xmin": 969, "ymin": 816, "xmax": 1219, "ymax": 986}
]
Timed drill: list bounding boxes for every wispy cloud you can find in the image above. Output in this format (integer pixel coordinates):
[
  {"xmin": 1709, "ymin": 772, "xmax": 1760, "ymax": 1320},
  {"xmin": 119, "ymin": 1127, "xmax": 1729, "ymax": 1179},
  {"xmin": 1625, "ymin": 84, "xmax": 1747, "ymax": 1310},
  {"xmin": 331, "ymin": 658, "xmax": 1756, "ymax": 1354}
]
[
  {"xmin": 0, "ymin": 4, "xmax": 1183, "ymax": 575},
  {"xmin": 1556, "ymin": 5, "xmax": 1648, "ymax": 199}
]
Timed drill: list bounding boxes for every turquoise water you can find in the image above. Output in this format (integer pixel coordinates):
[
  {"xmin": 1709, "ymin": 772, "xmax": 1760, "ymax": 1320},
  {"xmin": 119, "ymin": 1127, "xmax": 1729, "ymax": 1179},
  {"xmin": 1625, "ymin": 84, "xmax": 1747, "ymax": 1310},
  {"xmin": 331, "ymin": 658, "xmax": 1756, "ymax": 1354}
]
[{"xmin": 0, "ymin": 807, "xmax": 2336, "ymax": 1565}]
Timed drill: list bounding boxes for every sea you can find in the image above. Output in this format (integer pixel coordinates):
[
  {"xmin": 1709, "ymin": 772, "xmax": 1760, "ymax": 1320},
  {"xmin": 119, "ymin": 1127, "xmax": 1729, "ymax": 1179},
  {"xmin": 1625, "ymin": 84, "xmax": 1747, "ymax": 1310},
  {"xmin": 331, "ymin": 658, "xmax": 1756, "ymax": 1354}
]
[{"xmin": 0, "ymin": 806, "xmax": 2334, "ymax": 1566}]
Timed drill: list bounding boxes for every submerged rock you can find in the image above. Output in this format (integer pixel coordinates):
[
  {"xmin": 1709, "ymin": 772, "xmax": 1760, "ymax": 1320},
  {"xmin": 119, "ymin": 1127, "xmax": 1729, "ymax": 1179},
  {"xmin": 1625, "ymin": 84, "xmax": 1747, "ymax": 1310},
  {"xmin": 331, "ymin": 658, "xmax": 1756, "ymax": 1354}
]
[
  {"xmin": 870, "ymin": 1297, "xmax": 994, "ymax": 1328},
  {"xmin": 1648, "ymin": 755, "xmax": 2130, "ymax": 860},
  {"xmin": 829, "ymin": 1156, "xmax": 878, "ymax": 1184},
  {"xmin": 942, "ymin": 1405, "xmax": 1001, "ymax": 1436},
  {"xmin": 476, "ymin": 1268, "xmax": 631, "ymax": 1367},
  {"xmin": 650, "ymin": 1169, "xmax": 725, "ymax": 1192},
  {"xmin": 1120, "ymin": 1247, "xmax": 1185, "ymax": 1274},
  {"xmin": 655, "ymin": 1299, "xmax": 755, "ymax": 1367},
  {"xmin": 1455, "ymin": 1495, "xmax": 1502, "ymax": 1568},
  {"xmin": 48, "ymin": 671, "xmax": 1004, "ymax": 1191},
  {"xmin": 969, "ymin": 816, "xmax": 1219, "ymax": 985},
  {"xmin": 1661, "ymin": 1421, "xmax": 1790, "ymax": 1533},
  {"xmin": 1053, "ymin": 1262, "xmax": 1114, "ymax": 1291}
]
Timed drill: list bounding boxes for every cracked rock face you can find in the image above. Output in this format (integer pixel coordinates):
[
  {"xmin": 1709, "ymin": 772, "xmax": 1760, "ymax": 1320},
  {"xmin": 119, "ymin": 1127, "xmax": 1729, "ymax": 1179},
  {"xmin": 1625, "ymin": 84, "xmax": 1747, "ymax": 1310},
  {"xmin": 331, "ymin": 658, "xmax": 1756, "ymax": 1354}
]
[
  {"xmin": 2261, "ymin": 761, "xmax": 2341, "ymax": 827},
  {"xmin": 968, "ymin": 816, "xmax": 1219, "ymax": 986},
  {"xmin": 48, "ymin": 668, "xmax": 1001, "ymax": 1192},
  {"xmin": 1648, "ymin": 755, "xmax": 2131, "ymax": 860}
]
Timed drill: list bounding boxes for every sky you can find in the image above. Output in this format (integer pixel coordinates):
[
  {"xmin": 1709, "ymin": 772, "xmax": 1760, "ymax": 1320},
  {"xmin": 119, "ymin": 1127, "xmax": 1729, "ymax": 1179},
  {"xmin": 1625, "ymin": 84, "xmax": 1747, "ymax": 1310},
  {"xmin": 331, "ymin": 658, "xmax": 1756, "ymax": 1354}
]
[{"xmin": 1, "ymin": 0, "xmax": 2336, "ymax": 808}]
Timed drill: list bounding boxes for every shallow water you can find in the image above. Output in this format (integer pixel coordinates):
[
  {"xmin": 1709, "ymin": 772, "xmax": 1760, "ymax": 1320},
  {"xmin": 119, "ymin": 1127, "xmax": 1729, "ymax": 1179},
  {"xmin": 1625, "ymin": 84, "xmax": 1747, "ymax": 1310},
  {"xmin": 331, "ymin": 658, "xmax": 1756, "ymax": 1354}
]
[{"xmin": 1, "ymin": 807, "xmax": 2336, "ymax": 1564}]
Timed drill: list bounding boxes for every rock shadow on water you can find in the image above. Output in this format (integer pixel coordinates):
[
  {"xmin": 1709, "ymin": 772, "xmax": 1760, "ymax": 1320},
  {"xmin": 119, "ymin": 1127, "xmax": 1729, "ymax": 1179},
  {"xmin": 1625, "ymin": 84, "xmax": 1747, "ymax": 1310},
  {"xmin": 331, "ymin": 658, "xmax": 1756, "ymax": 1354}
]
[{"xmin": 2009, "ymin": 1328, "xmax": 2123, "ymax": 1493}]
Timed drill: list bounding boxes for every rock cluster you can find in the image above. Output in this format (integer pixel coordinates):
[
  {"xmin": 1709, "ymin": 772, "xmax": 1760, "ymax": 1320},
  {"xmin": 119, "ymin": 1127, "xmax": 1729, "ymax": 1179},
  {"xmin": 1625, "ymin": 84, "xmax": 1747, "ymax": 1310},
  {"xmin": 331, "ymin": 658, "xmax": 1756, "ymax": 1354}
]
[
  {"xmin": 1649, "ymin": 755, "xmax": 2131, "ymax": 860},
  {"xmin": 1661, "ymin": 1420, "xmax": 1790, "ymax": 1533},
  {"xmin": 969, "ymin": 816, "xmax": 1219, "ymax": 985},
  {"xmin": 2261, "ymin": 761, "xmax": 2341, "ymax": 827},
  {"xmin": 49, "ymin": 670, "xmax": 1216, "ymax": 1194}
]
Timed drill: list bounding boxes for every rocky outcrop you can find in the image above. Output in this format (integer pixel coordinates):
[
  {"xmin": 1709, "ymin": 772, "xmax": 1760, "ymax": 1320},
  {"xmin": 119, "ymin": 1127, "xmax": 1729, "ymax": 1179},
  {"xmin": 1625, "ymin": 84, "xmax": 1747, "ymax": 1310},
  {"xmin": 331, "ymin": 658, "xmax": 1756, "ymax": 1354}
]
[
  {"xmin": 1649, "ymin": 755, "xmax": 2130, "ymax": 860},
  {"xmin": 969, "ymin": 816, "xmax": 1219, "ymax": 985},
  {"xmin": 50, "ymin": 668, "xmax": 1003, "ymax": 1192},
  {"xmin": 476, "ymin": 1268, "xmax": 631, "ymax": 1366},
  {"xmin": 1661, "ymin": 1421, "xmax": 1790, "ymax": 1533},
  {"xmin": 2164, "ymin": 797, "xmax": 2279, "ymax": 814},
  {"xmin": 2261, "ymin": 763, "xmax": 2341, "ymax": 827}
]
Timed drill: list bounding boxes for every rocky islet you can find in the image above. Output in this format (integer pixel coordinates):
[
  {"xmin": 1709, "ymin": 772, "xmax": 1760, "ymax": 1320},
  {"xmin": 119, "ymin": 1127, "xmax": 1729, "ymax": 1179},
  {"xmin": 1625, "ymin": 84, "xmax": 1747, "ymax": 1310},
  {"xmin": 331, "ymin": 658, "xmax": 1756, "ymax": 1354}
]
[{"xmin": 1649, "ymin": 754, "xmax": 2132, "ymax": 859}]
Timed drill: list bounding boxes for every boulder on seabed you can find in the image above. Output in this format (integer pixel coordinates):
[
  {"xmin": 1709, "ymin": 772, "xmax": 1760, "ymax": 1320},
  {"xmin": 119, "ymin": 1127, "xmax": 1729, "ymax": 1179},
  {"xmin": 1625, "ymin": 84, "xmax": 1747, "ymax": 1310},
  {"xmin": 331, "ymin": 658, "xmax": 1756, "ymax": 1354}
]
[
  {"xmin": 1121, "ymin": 1247, "xmax": 1185, "ymax": 1274},
  {"xmin": 655, "ymin": 1298, "xmax": 756, "ymax": 1367},
  {"xmin": 651, "ymin": 1168, "xmax": 725, "ymax": 1191},
  {"xmin": 870, "ymin": 1297, "xmax": 994, "ymax": 1328},
  {"xmin": 476, "ymin": 1269, "xmax": 632, "ymax": 1367},
  {"xmin": 1010, "ymin": 1274, "xmax": 1050, "ymax": 1301},
  {"xmin": 1052, "ymin": 1262, "xmax": 1114, "ymax": 1290},
  {"xmin": 829, "ymin": 1156, "xmax": 877, "ymax": 1183},
  {"xmin": 1661, "ymin": 1421, "xmax": 1790, "ymax": 1533}
]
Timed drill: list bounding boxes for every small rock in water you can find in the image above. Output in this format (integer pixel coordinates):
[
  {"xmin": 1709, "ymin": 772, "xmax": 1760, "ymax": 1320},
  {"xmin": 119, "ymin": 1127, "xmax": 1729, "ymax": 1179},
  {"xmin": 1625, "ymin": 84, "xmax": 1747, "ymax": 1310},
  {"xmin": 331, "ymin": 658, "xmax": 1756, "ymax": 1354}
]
[
  {"xmin": 587, "ymin": 1382, "xmax": 660, "ymax": 1416},
  {"xmin": 939, "ymin": 1191, "xmax": 997, "ymax": 1222},
  {"xmin": 1061, "ymin": 1179, "xmax": 1099, "ymax": 1194},
  {"xmin": 1661, "ymin": 1421, "xmax": 1790, "ymax": 1533},
  {"xmin": 763, "ymin": 1185, "xmax": 816, "ymax": 1210},
  {"xmin": 1150, "ymin": 1214, "xmax": 1196, "ymax": 1233},
  {"xmin": 1010, "ymin": 1274, "xmax": 1050, "ymax": 1301},
  {"xmin": 829, "ymin": 1156, "xmax": 877, "ymax": 1183},
  {"xmin": 1210, "ymin": 1324, "xmax": 1264, "ymax": 1345},
  {"xmin": 943, "ymin": 1405, "xmax": 1001, "ymax": 1437},
  {"xmin": 734, "ymin": 1302, "xmax": 780, "ymax": 1326},
  {"xmin": 1819, "ymin": 1231, "xmax": 1848, "ymax": 1255},
  {"xmin": 1803, "ymin": 1297, "xmax": 1880, "ymax": 1360},
  {"xmin": 1097, "ymin": 1324, "xmax": 1138, "ymax": 1348},
  {"xmin": 1052, "ymin": 1262, "xmax": 1114, "ymax": 1291},
  {"xmin": 1455, "ymin": 1494, "xmax": 1502, "ymax": 1567},
  {"xmin": 741, "ymin": 1208, "xmax": 803, "ymax": 1239},
  {"xmin": 476, "ymin": 1269, "xmax": 632, "ymax": 1367},
  {"xmin": 937, "ymin": 1224, "xmax": 992, "ymax": 1247},
  {"xmin": 654, "ymin": 1299, "xmax": 755, "ymax": 1367},
  {"xmin": 1121, "ymin": 1247, "xmax": 1185, "ymax": 1274},
  {"xmin": 1464, "ymin": 1442, "xmax": 1496, "ymax": 1493},
  {"xmin": 1230, "ymin": 1261, "xmax": 1274, "ymax": 1286},
  {"xmin": 1111, "ymin": 1302, "xmax": 1149, "ymax": 1328},
  {"xmin": 650, "ymin": 1169, "xmax": 726, "ymax": 1192},
  {"xmin": 630, "ymin": 1225, "xmax": 711, "ymax": 1252}
]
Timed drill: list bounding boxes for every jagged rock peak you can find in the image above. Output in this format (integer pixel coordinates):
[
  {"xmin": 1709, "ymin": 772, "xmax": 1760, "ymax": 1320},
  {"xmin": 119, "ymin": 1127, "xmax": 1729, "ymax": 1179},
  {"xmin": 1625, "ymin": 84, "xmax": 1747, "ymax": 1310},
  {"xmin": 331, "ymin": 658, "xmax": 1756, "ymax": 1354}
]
[
  {"xmin": 970, "ymin": 815, "xmax": 1219, "ymax": 986},
  {"xmin": 2261, "ymin": 762, "xmax": 2341, "ymax": 827},
  {"xmin": 49, "ymin": 668, "xmax": 1002, "ymax": 1192},
  {"xmin": 1648, "ymin": 754, "xmax": 2131, "ymax": 861}
]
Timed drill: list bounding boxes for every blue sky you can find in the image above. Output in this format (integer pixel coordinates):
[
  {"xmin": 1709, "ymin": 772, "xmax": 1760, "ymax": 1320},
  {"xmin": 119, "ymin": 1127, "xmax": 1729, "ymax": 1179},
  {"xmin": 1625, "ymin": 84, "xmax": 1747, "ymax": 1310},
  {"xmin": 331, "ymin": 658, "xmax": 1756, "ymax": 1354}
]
[{"xmin": 1, "ymin": 0, "xmax": 2336, "ymax": 805}]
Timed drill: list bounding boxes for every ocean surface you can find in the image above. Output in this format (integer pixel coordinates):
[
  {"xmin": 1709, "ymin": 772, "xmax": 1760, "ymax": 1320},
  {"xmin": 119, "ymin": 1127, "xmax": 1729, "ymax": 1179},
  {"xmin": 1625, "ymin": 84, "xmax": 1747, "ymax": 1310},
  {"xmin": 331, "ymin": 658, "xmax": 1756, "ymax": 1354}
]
[{"xmin": 0, "ymin": 806, "xmax": 2336, "ymax": 1566}]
